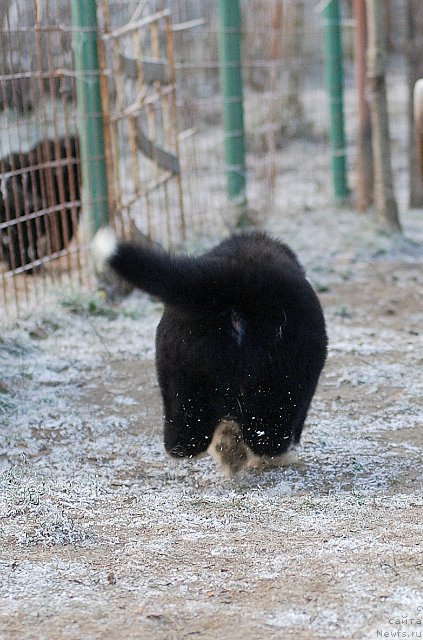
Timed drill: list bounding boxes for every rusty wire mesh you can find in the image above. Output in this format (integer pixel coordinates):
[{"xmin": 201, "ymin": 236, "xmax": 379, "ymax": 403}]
[
  {"xmin": 0, "ymin": 0, "xmax": 410, "ymax": 320},
  {"xmin": 98, "ymin": 5, "xmax": 185, "ymax": 247},
  {"xmin": 95, "ymin": 0, "xmax": 333, "ymax": 237},
  {"xmin": 165, "ymin": 0, "xmax": 331, "ymax": 229},
  {"xmin": 0, "ymin": 1, "xmax": 85, "ymax": 318},
  {"xmin": 139, "ymin": 0, "xmax": 408, "ymax": 227}
]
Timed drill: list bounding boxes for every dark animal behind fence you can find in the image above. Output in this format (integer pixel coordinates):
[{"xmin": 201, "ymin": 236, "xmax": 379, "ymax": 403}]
[{"xmin": 0, "ymin": 135, "xmax": 81, "ymax": 272}]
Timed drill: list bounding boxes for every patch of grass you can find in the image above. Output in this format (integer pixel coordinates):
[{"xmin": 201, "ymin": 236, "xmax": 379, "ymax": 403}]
[
  {"xmin": 61, "ymin": 292, "xmax": 120, "ymax": 320},
  {"xmin": 0, "ymin": 379, "xmax": 18, "ymax": 415},
  {"xmin": 315, "ymin": 282, "xmax": 330, "ymax": 293},
  {"xmin": 0, "ymin": 465, "xmax": 44, "ymax": 517},
  {"xmin": 0, "ymin": 336, "xmax": 31, "ymax": 358},
  {"xmin": 334, "ymin": 306, "xmax": 353, "ymax": 319},
  {"xmin": 0, "ymin": 385, "xmax": 15, "ymax": 414},
  {"xmin": 121, "ymin": 307, "xmax": 144, "ymax": 320},
  {"xmin": 0, "ymin": 393, "xmax": 16, "ymax": 415},
  {"xmin": 61, "ymin": 291, "xmax": 146, "ymax": 321},
  {"xmin": 0, "ymin": 465, "xmax": 90, "ymax": 546}
]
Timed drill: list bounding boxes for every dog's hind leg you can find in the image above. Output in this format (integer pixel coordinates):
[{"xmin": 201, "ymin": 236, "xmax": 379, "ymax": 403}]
[
  {"xmin": 163, "ymin": 391, "xmax": 221, "ymax": 460},
  {"xmin": 164, "ymin": 415, "xmax": 219, "ymax": 459},
  {"xmin": 207, "ymin": 420, "xmax": 251, "ymax": 477},
  {"xmin": 238, "ymin": 402, "xmax": 300, "ymax": 471}
]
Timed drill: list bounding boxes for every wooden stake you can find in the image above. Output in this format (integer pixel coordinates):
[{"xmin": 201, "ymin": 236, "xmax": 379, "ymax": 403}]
[{"xmin": 365, "ymin": 0, "xmax": 401, "ymax": 231}]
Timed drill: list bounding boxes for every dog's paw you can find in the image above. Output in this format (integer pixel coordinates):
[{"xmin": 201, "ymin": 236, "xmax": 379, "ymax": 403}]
[
  {"xmin": 92, "ymin": 227, "xmax": 117, "ymax": 272},
  {"xmin": 208, "ymin": 420, "xmax": 250, "ymax": 477},
  {"xmin": 247, "ymin": 445, "xmax": 299, "ymax": 471}
]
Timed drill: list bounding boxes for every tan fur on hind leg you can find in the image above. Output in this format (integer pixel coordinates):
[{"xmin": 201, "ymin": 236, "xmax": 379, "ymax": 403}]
[
  {"xmin": 246, "ymin": 446, "xmax": 299, "ymax": 472},
  {"xmin": 208, "ymin": 420, "xmax": 250, "ymax": 477},
  {"xmin": 208, "ymin": 420, "xmax": 300, "ymax": 477}
]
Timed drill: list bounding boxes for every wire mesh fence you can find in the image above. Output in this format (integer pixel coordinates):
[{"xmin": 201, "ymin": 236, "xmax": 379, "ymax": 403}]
[
  {"xmin": 0, "ymin": 1, "xmax": 85, "ymax": 316},
  {"xmin": 0, "ymin": 0, "xmax": 411, "ymax": 320},
  {"xmin": 98, "ymin": 5, "xmax": 185, "ymax": 246},
  {"xmin": 170, "ymin": 0, "xmax": 334, "ymax": 226},
  {"xmin": 97, "ymin": 0, "xmax": 335, "ymax": 233}
]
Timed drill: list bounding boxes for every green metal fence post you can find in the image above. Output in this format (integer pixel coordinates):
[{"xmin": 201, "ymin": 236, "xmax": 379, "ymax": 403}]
[
  {"xmin": 322, "ymin": 0, "xmax": 350, "ymax": 202},
  {"xmin": 217, "ymin": 0, "xmax": 247, "ymax": 218},
  {"xmin": 71, "ymin": 0, "xmax": 108, "ymax": 237}
]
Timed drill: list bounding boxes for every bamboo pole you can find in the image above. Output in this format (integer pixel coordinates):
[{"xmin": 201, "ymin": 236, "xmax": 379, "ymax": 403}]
[
  {"xmin": 217, "ymin": 0, "xmax": 247, "ymax": 221},
  {"xmin": 322, "ymin": 0, "xmax": 350, "ymax": 203},
  {"xmin": 353, "ymin": 0, "xmax": 373, "ymax": 210},
  {"xmin": 71, "ymin": 0, "xmax": 109, "ymax": 237}
]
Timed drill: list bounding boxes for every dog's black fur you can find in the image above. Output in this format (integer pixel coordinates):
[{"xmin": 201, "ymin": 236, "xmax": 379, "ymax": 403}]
[
  {"xmin": 100, "ymin": 231, "xmax": 327, "ymax": 471},
  {"xmin": 0, "ymin": 136, "xmax": 80, "ymax": 271}
]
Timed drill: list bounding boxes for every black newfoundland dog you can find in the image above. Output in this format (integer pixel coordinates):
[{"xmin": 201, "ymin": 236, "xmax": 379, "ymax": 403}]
[{"xmin": 93, "ymin": 228, "xmax": 327, "ymax": 476}]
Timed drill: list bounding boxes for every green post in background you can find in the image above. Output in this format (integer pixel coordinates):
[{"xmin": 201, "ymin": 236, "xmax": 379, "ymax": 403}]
[
  {"xmin": 217, "ymin": 0, "xmax": 247, "ymax": 217},
  {"xmin": 322, "ymin": 0, "xmax": 350, "ymax": 202},
  {"xmin": 71, "ymin": 0, "xmax": 108, "ymax": 236}
]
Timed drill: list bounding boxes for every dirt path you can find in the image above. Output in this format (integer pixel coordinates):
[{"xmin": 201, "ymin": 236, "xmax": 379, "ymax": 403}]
[{"xmin": 0, "ymin": 206, "xmax": 422, "ymax": 640}]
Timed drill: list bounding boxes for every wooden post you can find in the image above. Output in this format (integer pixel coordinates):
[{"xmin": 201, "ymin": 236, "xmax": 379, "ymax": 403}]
[
  {"xmin": 407, "ymin": 0, "xmax": 423, "ymax": 207},
  {"xmin": 413, "ymin": 80, "xmax": 423, "ymax": 181},
  {"xmin": 365, "ymin": 0, "xmax": 401, "ymax": 231},
  {"xmin": 353, "ymin": 0, "xmax": 373, "ymax": 210}
]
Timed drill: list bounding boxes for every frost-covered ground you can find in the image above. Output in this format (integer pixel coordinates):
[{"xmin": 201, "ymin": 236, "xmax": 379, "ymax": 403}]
[{"xmin": 0, "ymin": 192, "xmax": 422, "ymax": 639}]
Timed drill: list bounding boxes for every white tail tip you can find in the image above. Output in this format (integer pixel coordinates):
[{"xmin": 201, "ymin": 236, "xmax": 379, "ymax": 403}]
[{"xmin": 92, "ymin": 227, "xmax": 117, "ymax": 272}]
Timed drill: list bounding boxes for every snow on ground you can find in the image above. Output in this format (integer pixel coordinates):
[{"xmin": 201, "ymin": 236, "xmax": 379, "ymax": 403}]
[{"xmin": 0, "ymin": 191, "xmax": 422, "ymax": 638}]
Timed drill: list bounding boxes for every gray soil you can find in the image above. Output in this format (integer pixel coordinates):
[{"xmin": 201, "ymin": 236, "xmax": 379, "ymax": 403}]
[{"xmin": 1, "ymin": 200, "xmax": 422, "ymax": 640}]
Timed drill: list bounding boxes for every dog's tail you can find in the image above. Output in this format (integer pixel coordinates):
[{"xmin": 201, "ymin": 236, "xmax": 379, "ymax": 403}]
[{"xmin": 92, "ymin": 227, "xmax": 304, "ymax": 312}]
